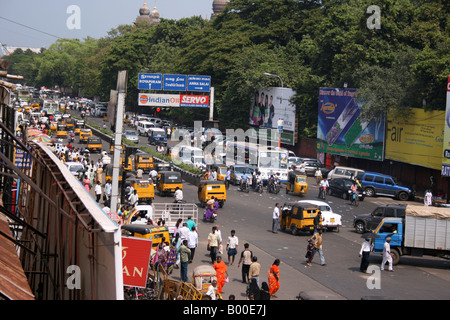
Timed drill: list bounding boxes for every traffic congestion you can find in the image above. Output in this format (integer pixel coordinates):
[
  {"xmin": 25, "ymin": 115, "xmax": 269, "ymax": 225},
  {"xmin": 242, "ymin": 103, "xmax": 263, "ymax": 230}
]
[{"xmin": 13, "ymin": 89, "xmax": 450, "ymax": 301}]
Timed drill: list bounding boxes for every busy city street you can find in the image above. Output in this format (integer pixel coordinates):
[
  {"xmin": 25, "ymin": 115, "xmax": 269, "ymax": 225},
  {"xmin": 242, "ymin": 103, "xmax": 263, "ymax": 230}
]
[
  {"xmin": 71, "ymin": 111, "xmax": 450, "ymax": 300},
  {"xmin": 1, "ymin": 0, "xmax": 449, "ymax": 305}
]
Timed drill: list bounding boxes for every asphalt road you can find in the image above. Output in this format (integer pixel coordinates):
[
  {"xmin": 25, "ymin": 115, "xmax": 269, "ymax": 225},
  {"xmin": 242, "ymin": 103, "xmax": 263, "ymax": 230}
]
[{"xmin": 75, "ymin": 112, "xmax": 450, "ymax": 300}]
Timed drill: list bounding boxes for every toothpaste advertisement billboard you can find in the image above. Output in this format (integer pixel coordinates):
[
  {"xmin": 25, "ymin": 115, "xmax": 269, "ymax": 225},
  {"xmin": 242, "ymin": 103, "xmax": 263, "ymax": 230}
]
[{"xmin": 316, "ymin": 88, "xmax": 385, "ymax": 161}]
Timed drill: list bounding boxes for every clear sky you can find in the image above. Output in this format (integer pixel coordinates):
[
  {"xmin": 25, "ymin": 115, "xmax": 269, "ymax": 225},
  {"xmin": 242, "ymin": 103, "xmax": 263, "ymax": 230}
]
[{"xmin": 0, "ymin": 0, "xmax": 215, "ymax": 49}]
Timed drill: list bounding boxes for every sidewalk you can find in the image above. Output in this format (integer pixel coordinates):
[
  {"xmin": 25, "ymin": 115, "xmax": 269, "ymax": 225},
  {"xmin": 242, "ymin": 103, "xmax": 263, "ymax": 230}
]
[{"xmin": 173, "ymin": 225, "xmax": 346, "ymax": 300}]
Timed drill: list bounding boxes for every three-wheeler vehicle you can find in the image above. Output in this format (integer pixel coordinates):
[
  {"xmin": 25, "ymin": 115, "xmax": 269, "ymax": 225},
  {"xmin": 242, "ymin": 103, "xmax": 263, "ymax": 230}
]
[
  {"xmin": 197, "ymin": 180, "xmax": 226, "ymax": 208},
  {"xmin": 280, "ymin": 202, "xmax": 321, "ymax": 235},
  {"xmin": 285, "ymin": 171, "xmax": 308, "ymax": 196},
  {"xmin": 156, "ymin": 171, "xmax": 183, "ymax": 196}
]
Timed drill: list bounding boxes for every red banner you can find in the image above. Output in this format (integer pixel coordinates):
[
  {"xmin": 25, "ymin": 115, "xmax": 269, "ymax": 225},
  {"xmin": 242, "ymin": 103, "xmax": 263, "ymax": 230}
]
[{"xmin": 121, "ymin": 237, "xmax": 153, "ymax": 288}]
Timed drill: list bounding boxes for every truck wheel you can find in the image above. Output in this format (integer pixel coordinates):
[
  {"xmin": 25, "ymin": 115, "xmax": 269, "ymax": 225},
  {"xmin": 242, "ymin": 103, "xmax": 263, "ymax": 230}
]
[
  {"xmin": 397, "ymin": 192, "xmax": 409, "ymax": 201},
  {"xmin": 355, "ymin": 221, "xmax": 365, "ymax": 234},
  {"xmin": 391, "ymin": 248, "xmax": 400, "ymax": 265}
]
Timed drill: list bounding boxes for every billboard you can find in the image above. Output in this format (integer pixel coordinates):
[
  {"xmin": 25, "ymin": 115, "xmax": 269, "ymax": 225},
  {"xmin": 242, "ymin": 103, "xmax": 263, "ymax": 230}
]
[
  {"xmin": 138, "ymin": 93, "xmax": 209, "ymax": 108},
  {"xmin": 249, "ymin": 87, "xmax": 297, "ymax": 145},
  {"xmin": 442, "ymin": 76, "xmax": 450, "ymax": 176},
  {"xmin": 316, "ymin": 88, "xmax": 385, "ymax": 161},
  {"xmin": 386, "ymin": 108, "xmax": 444, "ymax": 170}
]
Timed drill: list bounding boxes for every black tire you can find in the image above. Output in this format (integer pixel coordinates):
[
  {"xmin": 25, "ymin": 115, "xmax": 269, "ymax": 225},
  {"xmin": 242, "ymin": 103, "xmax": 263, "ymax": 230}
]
[
  {"xmin": 355, "ymin": 221, "xmax": 365, "ymax": 234},
  {"xmin": 397, "ymin": 192, "xmax": 409, "ymax": 201},
  {"xmin": 391, "ymin": 248, "xmax": 400, "ymax": 265}
]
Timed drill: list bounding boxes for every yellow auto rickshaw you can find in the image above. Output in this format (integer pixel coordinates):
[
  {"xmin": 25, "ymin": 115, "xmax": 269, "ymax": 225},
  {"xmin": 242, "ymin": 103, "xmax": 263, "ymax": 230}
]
[
  {"xmin": 198, "ymin": 180, "xmax": 226, "ymax": 208},
  {"xmin": 212, "ymin": 165, "xmax": 228, "ymax": 181},
  {"xmin": 285, "ymin": 171, "xmax": 308, "ymax": 196},
  {"xmin": 120, "ymin": 154, "xmax": 133, "ymax": 171},
  {"xmin": 192, "ymin": 265, "xmax": 222, "ymax": 300},
  {"xmin": 121, "ymin": 224, "xmax": 170, "ymax": 249},
  {"xmin": 128, "ymin": 179, "xmax": 155, "ymax": 204},
  {"xmin": 280, "ymin": 202, "xmax": 321, "ymax": 235},
  {"xmin": 50, "ymin": 121, "xmax": 58, "ymax": 131},
  {"xmin": 156, "ymin": 171, "xmax": 182, "ymax": 196},
  {"xmin": 87, "ymin": 137, "xmax": 102, "ymax": 153},
  {"xmin": 56, "ymin": 124, "xmax": 67, "ymax": 138},
  {"xmin": 74, "ymin": 119, "xmax": 85, "ymax": 135},
  {"xmin": 64, "ymin": 117, "xmax": 75, "ymax": 129},
  {"xmin": 79, "ymin": 128, "xmax": 92, "ymax": 143},
  {"xmin": 135, "ymin": 152, "xmax": 154, "ymax": 172}
]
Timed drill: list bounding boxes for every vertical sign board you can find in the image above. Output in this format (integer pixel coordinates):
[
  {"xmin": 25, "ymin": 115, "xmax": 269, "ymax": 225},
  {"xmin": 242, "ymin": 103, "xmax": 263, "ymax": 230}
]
[
  {"xmin": 442, "ymin": 76, "xmax": 450, "ymax": 176},
  {"xmin": 122, "ymin": 237, "xmax": 153, "ymax": 288}
]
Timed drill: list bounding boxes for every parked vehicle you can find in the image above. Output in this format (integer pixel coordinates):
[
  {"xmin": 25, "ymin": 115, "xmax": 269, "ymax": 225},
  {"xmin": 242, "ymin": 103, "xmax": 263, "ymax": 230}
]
[
  {"xmin": 121, "ymin": 224, "xmax": 169, "ymax": 249},
  {"xmin": 298, "ymin": 200, "xmax": 342, "ymax": 232},
  {"xmin": 360, "ymin": 171, "xmax": 414, "ymax": 201},
  {"xmin": 371, "ymin": 205, "xmax": 450, "ymax": 265},
  {"xmin": 329, "ymin": 177, "xmax": 365, "ymax": 201},
  {"xmin": 353, "ymin": 204, "xmax": 406, "ymax": 234},
  {"xmin": 328, "ymin": 166, "xmax": 365, "ymax": 180}
]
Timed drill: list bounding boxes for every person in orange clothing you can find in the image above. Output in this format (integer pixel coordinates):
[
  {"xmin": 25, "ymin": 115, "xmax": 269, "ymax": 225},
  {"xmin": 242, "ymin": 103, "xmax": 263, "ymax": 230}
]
[
  {"xmin": 268, "ymin": 259, "xmax": 280, "ymax": 297},
  {"xmin": 213, "ymin": 256, "xmax": 228, "ymax": 294}
]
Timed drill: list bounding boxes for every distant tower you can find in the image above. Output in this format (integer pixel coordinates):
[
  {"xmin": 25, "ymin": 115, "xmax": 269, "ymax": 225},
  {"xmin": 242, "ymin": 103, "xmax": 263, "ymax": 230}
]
[
  {"xmin": 135, "ymin": 2, "xmax": 160, "ymax": 25},
  {"xmin": 135, "ymin": 2, "xmax": 151, "ymax": 24},
  {"xmin": 211, "ymin": 0, "xmax": 227, "ymax": 19},
  {"xmin": 149, "ymin": 6, "xmax": 160, "ymax": 25}
]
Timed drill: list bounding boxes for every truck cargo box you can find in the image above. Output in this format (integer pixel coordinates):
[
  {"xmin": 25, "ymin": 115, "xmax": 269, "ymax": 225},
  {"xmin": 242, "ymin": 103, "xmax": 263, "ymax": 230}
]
[{"xmin": 405, "ymin": 205, "xmax": 450, "ymax": 250}]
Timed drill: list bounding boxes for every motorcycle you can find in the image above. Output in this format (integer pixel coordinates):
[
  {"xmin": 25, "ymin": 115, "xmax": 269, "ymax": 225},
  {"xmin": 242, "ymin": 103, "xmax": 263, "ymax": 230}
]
[
  {"xmin": 203, "ymin": 207, "xmax": 217, "ymax": 222},
  {"xmin": 318, "ymin": 186, "xmax": 327, "ymax": 200},
  {"xmin": 255, "ymin": 179, "xmax": 263, "ymax": 194},
  {"xmin": 268, "ymin": 177, "xmax": 280, "ymax": 194},
  {"xmin": 240, "ymin": 177, "xmax": 250, "ymax": 193}
]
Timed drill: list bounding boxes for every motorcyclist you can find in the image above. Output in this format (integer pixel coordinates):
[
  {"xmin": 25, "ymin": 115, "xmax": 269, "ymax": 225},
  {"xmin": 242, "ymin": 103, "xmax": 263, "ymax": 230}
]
[
  {"xmin": 240, "ymin": 171, "xmax": 249, "ymax": 190},
  {"xmin": 319, "ymin": 178, "xmax": 329, "ymax": 198}
]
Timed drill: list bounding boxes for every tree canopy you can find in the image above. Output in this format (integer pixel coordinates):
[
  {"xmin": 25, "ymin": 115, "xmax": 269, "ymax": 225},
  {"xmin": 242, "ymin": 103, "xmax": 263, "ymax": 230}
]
[{"xmin": 4, "ymin": 0, "xmax": 449, "ymax": 137}]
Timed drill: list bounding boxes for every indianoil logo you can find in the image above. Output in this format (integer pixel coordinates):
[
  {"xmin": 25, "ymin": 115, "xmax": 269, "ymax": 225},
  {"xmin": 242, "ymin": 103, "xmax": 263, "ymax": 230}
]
[
  {"xmin": 321, "ymin": 102, "xmax": 336, "ymax": 114},
  {"xmin": 359, "ymin": 134, "xmax": 375, "ymax": 144}
]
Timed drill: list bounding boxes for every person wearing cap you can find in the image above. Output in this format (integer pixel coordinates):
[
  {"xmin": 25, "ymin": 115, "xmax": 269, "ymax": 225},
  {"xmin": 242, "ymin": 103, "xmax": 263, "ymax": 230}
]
[{"xmin": 381, "ymin": 237, "xmax": 393, "ymax": 272}]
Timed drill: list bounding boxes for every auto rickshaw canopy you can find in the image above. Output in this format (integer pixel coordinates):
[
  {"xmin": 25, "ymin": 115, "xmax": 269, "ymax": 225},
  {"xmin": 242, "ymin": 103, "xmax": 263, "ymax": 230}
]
[{"xmin": 159, "ymin": 171, "xmax": 182, "ymax": 183}]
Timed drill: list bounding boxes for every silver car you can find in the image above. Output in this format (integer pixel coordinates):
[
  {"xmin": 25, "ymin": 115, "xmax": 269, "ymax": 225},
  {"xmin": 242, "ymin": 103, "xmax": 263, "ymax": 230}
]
[{"xmin": 124, "ymin": 130, "xmax": 139, "ymax": 143}]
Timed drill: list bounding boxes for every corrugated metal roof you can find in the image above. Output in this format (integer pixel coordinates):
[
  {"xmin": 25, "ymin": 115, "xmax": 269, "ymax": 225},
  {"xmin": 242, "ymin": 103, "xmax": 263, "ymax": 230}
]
[{"xmin": 0, "ymin": 213, "xmax": 35, "ymax": 300}]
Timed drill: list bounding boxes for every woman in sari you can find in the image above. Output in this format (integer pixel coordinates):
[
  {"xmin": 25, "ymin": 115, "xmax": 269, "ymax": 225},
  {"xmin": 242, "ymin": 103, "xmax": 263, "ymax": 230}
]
[
  {"xmin": 268, "ymin": 259, "xmax": 280, "ymax": 297},
  {"xmin": 213, "ymin": 256, "xmax": 228, "ymax": 294}
]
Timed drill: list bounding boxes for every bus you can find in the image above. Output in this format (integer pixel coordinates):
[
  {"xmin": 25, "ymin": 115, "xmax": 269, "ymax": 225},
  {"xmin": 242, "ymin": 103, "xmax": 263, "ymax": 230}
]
[{"xmin": 225, "ymin": 141, "xmax": 289, "ymax": 182}]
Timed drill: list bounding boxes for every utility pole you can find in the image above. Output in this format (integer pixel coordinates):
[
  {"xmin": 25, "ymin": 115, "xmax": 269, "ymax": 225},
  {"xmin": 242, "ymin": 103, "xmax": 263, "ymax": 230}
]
[{"xmin": 110, "ymin": 70, "xmax": 128, "ymax": 214}]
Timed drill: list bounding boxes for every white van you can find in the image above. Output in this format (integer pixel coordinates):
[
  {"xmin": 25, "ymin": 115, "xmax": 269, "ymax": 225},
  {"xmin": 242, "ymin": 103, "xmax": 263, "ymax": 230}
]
[
  {"xmin": 328, "ymin": 166, "xmax": 365, "ymax": 180},
  {"xmin": 137, "ymin": 121, "xmax": 155, "ymax": 136}
]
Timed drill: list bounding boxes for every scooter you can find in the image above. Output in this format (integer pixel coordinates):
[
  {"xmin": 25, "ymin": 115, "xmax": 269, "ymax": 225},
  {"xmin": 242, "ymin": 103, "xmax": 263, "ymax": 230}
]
[{"xmin": 203, "ymin": 207, "xmax": 217, "ymax": 222}]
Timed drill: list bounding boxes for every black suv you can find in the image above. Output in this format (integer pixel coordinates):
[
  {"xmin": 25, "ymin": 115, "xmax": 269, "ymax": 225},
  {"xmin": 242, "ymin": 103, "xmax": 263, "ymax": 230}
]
[{"xmin": 353, "ymin": 204, "xmax": 406, "ymax": 233}]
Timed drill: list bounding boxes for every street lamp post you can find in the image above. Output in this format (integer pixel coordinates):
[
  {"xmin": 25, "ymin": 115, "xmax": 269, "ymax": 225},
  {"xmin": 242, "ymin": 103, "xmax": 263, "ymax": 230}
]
[{"xmin": 263, "ymin": 72, "xmax": 284, "ymax": 147}]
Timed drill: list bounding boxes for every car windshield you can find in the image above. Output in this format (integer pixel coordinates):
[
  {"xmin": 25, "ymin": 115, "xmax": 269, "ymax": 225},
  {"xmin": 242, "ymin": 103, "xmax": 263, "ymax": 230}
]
[
  {"xmin": 125, "ymin": 131, "xmax": 137, "ymax": 136},
  {"xmin": 234, "ymin": 166, "xmax": 247, "ymax": 173}
]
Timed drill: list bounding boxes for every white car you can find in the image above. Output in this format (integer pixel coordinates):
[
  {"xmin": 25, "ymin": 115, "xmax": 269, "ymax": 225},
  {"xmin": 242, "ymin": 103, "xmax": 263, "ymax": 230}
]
[
  {"xmin": 297, "ymin": 200, "xmax": 342, "ymax": 232},
  {"xmin": 65, "ymin": 162, "xmax": 85, "ymax": 177}
]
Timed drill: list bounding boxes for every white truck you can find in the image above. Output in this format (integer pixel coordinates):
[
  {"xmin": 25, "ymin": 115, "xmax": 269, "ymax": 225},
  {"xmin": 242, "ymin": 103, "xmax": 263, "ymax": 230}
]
[
  {"xmin": 124, "ymin": 203, "xmax": 198, "ymax": 234},
  {"xmin": 372, "ymin": 205, "xmax": 450, "ymax": 264}
]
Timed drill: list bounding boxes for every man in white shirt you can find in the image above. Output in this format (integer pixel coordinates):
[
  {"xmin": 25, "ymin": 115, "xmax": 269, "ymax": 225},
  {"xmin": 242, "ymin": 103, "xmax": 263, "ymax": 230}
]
[
  {"xmin": 178, "ymin": 222, "xmax": 190, "ymax": 242},
  {"xmin": 381, "ymin": 237, "xmax": 393, "ymax": 271},
  {"xmin": 272, "ymin": 203, "xmax": 280, "ymax": 233},
  {"xmin": 187, "ymin": 226, "xmax": 198, "ymax": 263},
  {"xmin": 206, "ymin": 280, "xmax": 217, "ymax": 300},
  {"xmin": 226, "ymin": 230, "xmax": 239, "ymax": 265},
  {"xmin": 174, "ymin": 187, "xmax": 183, "ymax": 202},
  {"xmin": 129, "ymin": 190, "xmax": 139, "ymax": 207}
]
